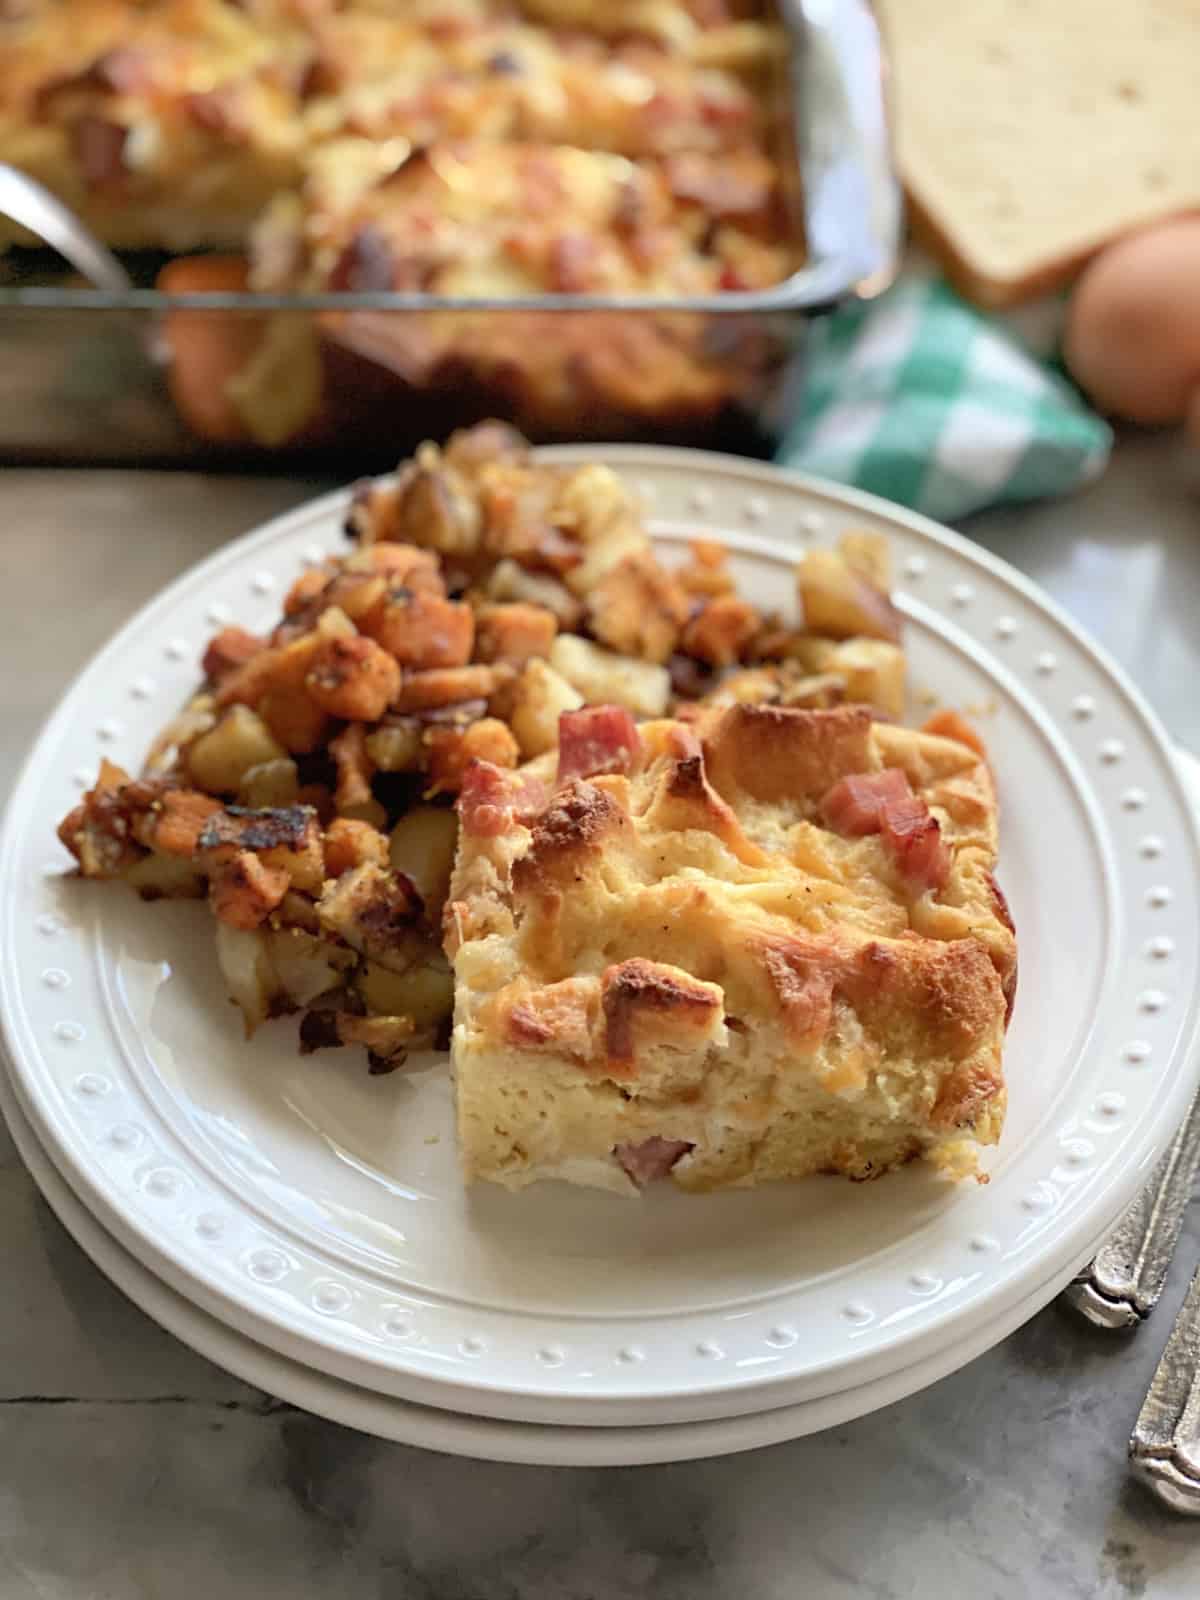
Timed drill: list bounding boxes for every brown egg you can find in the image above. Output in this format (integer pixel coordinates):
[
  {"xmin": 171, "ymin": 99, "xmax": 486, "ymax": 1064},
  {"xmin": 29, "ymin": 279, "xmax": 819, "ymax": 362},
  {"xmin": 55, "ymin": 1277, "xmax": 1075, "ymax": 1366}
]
[{"xmin": 1064, "ymin": 216, "xmax": 1200, "ymax": 424}]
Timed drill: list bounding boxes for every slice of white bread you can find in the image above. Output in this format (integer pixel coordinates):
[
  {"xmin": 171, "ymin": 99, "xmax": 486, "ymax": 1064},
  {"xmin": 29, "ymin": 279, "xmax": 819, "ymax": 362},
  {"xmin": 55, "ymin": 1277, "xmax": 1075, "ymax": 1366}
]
[{"xmin": 876, "ymin": 0, "xmax": 1200, "ymax": 307}]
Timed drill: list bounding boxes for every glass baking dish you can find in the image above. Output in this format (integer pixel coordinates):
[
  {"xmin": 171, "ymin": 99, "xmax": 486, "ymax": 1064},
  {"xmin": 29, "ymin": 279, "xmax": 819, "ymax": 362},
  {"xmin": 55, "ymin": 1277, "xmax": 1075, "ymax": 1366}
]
[{"xmin": 0, "ymin": 0, "xmax": 899, "ymax": 468}]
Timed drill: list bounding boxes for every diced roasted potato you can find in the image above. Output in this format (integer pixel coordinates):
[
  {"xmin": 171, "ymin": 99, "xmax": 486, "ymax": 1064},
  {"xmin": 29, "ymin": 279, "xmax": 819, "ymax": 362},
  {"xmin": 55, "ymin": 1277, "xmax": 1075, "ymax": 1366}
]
[
  {"xmin": 552, "ymin": 462, "xmax": 636, "ymax": 545},
  {"xmin": 258, "ymin": 688, "xmax": 330, "ymax": 756},
  {"xmin": 355, "ymin": 952, "xmax": 454, "ymax": 1033},
  {"xmin": 581, "ymin": 552, "xmax": 689, "ymax": 665},
  {"xmin": 342, "ymin": 541, "xmax": 443, "ymax": 592},
  {"xmin": 314, "ymin": 604, "xmax": 357, "ymax": 641},
  {"xmin": 267, "ymin": 928, "xmax": 354, "ymax": 1008},
  {"xmin": 284, "ymin": 566, "xmax": 332, "ymax": 617},
  {"xmin": 675, "ymin": 538, "xmax": 735, "ymax": 599},
  {"xmin": 186, "ymin": 705, "xmax": 286, "ymax": 796},
  {"xmin": 773, "ymin": 672, "xmax": 848, "ymax": 711},
  {"xmin": 150, "ymin": 789, "xmax": 224, "ymax": 857},
  {"xmin": 484, "ymin": 559, "xmax": 582, "ymax": 628},
  {"xmin": 215, "ymin": 921, "xmax": 280, "ymax": 1036},
  {"xmin": 362, "ymin": 589, "xmax": 474, "ymax": 669},
  {"xmin": 329, "ymin": 723, "xmax": 374, "ymax": 812},
  {"xmin": 549, "ymin": 633, "xmax": 670, "ymax": 717},
  {"xmin": 391, "ymin": 664, "xmax": 499, "ymax": 714},
  {"xmin": 277, "ymin": 889, "xmax": 320, "ymax": 932},
  {"xmin": 321, "ymin": 572, "xmax": 387, "ymax": 624},
  {"xmin": 426, "ymin": 719, "xmax": 519, "ymax": 796},
  {"xmin": 238, "ymin": 758, "xmax": 300, "ymax": 810},
  {"xmin": 305, "ymin": 634, "xmax": 401, "ymax": 722},
  {"xmin": 508, "ymin": 658, "xmax": 584, "ymax": 758},
  {"xmin": 318, "ymin": 862, "xmax": 423, "ymax": 966},
  {"xmin": 681, "ymin": 595, "xmax": 760, "ymax": 667},
  {"xmin": 473, "ymin": 603, "xmax": 558, "ymax": 666},
  {"xmin": 391, "ymin": 457, "xmax": 481, "ymax": 556},
  {"xmin": 202, "ymin": 626, "xmax": 266, "ymax": 684},
  {"xmin": 567, "ymin": 521, "xmax": 647, "ymax": 595},
  {"xmin": 324, "ymin": 817, "xmax": 389, "ymax": 878},
  {"xmin": 388, "ymin": 807, "xmax": 459, "ymax": 918},
  {"xmin": 793, "ymin": 637, "xmax": 906, "ymax": 720},
  {"xmin": 122, "ymin": 853, "xmax": 206, "ymax": 901},
  {"xmin": 209, "ymin": 851, "xmax": 290, "ymax": 930},
  {"xmin": 364, "ymin": 720, "xmax": 424, "ymax": 773},
  {"xmin": 796, "ymin": 548, "xmax": 901, "ymax": 643},
  {"xmin": 838, "ymin": 530, "xmax": 891, "ymax": 591},
  {"xmin": 142, "ymin": 694, "xmax": 217, "ymax": 776},
  {"xmin": 197, "ymin": 804, "xmax": 325, "ymax": 894}
]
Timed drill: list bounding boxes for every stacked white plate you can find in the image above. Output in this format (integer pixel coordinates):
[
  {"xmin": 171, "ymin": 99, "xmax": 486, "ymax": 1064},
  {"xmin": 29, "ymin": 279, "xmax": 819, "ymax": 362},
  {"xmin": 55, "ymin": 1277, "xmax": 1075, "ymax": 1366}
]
[{"xmin": 3, "ymin": 451, "xmax": 1199, "ymax": 1466}]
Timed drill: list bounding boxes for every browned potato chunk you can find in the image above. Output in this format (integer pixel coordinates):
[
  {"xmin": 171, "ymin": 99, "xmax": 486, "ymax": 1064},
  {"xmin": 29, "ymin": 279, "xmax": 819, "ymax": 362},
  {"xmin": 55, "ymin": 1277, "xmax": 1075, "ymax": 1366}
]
[
  {"xmin": 258, "ymin": 688, "xmax": 330, "ymax": 755},
  {"xmin": 198, "ymin": 804, "xmax": 327, "ymax": 895},
  {"xmin": 305, "ymin": 635, "xmax": 401, "ymax": 722},
  {"xmin": 268, "ymin": 928, "xmax": 353, "ymax": 1008},
  {"xmin": 363, "ymin": 590, "xmax": 474, "ymax": 669},
  {"xmin": 318, "ymin": 862, "xmax": 423, "ymax": 965},
  {"xmin": 202, "ymin": 626, "xmax": 266, "ymax": 684},
  {"xmin": 364, "ymin": 720, "xmax": 424, "ymax": 773},
  {"xmin": 238, "ymin": 758, "xmax": 300, "ymax": 810},
  {"xmin": 838, "ymin": 530, "xmax": 891, "ymax": 591},
  {"xmin": 485, "ymin": 559, "xmax": 582, "ymax": 627},
  {"xmin": 342, "ymin": 542, "xmax": 443, "ymax": 592},
  {"xmin": 329, "ymin": 723, "xmax": 375, "ymax": 812},
  {"xmin": 549, "ymin": 634, "xmax": 670, "ymax": 717},
  {"xmin": 324, "ymin": 817, "xmax": 390, "ymax": 878},
  {"xmin": 473, "ymin": 603, "xmax": 558, "ymax": 666},
  {"xmin": 675, "ymin": 538, "xmax": 735, "ymax": 599},
  {"xmin": 214, "ymin": 922, "xmax": 279, "ymax": 1036},
  {"xmin": 388, "ymin": 807, "xmax": 460, "ymax": 917},
  {"xmin": 210, "ymin": 851, "xmax": 289, "ymax": 930},
  {"xmin": 284, "ymin": 567, "xmax": 331, "ymax": 616},
  {"xmin": 392, "ymin": 459, "xmax": 481, "ymax": 556},
  {"xmin": 151, "ymin": 789, "xmax": 224, "ymax": 857},
  {"xmin": 187, "ymin": 705, "xmax": 286, "ymax": 795},
  {"xmin": 391, "ymin": 664, "xmax": 499, "ymax": 714},
  {"xmin": 321, "ymin": 572, "xmax": 387, "ymax": 625},
  {"xmin": 335, "ymin": 1010, "xmax": 415, "ymax": 1067},
  {"xmin": 796, "ymin": 548, "xmax": 901, "ymax": 643},
  {"xmin": 583, "ymin": 551, "xmax": 689, "ymax": 665},
  {"xmin": 792, "ymin": 637, "xmax": 906, "ymax": 720},
  {"xmin": 355, "ymin": 953, "xmax": 454, "ymax": 1033},
  {"xmin": 681, "ymin": 595, "xmax": 760, "ymax": 667},
  {"xmin": 426, "ymin": 718, "xmax": 519, "ymax": 795},
  {"xmin": 508, "ymin": 658, "xmax": 583, "ymax": 758},
  {"xmin": 123, "ymin": 853, "xmax": 206, "ymax": 901}
]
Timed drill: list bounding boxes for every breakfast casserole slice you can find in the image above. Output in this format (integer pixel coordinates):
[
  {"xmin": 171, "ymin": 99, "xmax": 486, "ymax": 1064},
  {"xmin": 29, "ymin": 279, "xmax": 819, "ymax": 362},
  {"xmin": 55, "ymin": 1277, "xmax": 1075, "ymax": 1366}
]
[
  {"xmin": 0, "ymin": 0, "xmax": 315, "ymax": 251},
  {"xmin": 446, "ymin": 702, "xmax": 1016, "ymax": 1194}
]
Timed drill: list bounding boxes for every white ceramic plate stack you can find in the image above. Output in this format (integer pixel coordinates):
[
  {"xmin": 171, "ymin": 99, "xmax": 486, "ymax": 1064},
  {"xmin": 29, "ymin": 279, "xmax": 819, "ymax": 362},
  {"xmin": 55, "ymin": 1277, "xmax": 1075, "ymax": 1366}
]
[{"xmin": 3, "ymin": 451, "xmax": 1200, "ymax": 1466}]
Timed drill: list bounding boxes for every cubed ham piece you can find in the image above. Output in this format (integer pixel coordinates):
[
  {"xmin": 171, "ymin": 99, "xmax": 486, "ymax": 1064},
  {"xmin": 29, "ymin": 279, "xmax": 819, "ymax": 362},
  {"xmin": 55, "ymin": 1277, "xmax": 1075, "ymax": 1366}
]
[
  {"xmin": 613, "ymin": 1136, "xmax": 694, "ymax": 1188},
  {"xmin": 820, "ymin": 768, "xmax": 911, "ymax": 836},
  {"xmin": 557, "ymin": 706, "xmax": 641, "ymax": 784},
  {"xmin": 821, "ymin": 768, "xmax": 950, "ymax": 894},
  {"xmin": 458, "ymin": 760, "xmax": 547, "ymax": 837}
]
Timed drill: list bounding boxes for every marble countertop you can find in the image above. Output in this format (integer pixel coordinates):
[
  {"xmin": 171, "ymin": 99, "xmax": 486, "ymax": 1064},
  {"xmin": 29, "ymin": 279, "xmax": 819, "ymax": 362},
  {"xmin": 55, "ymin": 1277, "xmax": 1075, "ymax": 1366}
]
[{"xmin": 2, "ymin": 436, "xmax": 1199, "ymax": 1598}]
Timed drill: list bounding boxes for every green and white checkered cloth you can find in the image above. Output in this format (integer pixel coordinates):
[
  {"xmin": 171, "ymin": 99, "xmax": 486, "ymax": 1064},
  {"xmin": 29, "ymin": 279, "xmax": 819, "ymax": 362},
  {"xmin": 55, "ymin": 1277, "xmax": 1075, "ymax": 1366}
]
[{"xmin": 776, "ymin": 269, "xmax": 1112, "ymax": 523}]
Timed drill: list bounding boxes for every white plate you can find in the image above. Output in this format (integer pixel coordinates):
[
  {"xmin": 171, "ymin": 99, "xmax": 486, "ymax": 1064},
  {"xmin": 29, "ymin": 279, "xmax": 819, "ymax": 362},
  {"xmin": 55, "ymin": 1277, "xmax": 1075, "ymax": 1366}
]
[
  {"xmin": 3, "ymin": 449, "xmax": 1200, "ymax": 1427},
  {"xmin": 0, "ymin": 1035, "xmax": 1115, "ymax": 1467}
]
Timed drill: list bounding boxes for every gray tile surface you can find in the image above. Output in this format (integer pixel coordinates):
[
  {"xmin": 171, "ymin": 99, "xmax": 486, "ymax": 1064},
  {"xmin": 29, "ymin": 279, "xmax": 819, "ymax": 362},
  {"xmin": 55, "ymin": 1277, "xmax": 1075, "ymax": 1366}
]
[{"xmin": 1, "ymin": 442, "xmax": 1198, "ymax": 1597}]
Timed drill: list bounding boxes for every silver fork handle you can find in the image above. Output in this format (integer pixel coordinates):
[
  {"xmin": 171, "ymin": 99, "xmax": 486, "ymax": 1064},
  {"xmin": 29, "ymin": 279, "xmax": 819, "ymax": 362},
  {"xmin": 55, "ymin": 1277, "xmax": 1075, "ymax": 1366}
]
[
  {"xmin": 1062, "ymin": 1083, "xmax": 1200, "ymax": 1328},
  {"xmin": 1130, "ymin": 1263, "xmax": 1200, "ymax": 1513},
  {"xmin": 0, "ymin": 163, "xmax": 132, "ymax": 292}
]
